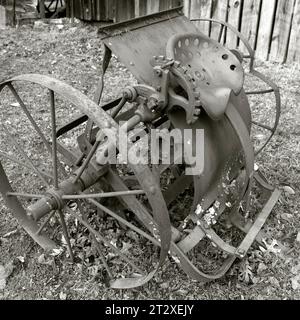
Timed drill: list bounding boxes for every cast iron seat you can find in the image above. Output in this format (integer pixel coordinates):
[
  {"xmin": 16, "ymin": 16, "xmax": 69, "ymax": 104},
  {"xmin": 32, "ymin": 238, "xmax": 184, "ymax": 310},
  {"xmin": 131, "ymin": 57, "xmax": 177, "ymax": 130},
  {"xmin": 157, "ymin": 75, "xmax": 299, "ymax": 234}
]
[{"xmin": 166, "ymin": 33, "xmax": 245, "ymax": 120}]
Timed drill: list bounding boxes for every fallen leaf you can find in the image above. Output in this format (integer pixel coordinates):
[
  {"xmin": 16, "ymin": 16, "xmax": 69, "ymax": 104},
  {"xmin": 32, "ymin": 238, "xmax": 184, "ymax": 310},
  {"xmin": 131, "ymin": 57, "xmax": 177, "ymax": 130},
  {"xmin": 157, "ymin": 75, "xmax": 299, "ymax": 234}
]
[
  {"xmin": 0, "ymin": 262, "xmax": 14, "ymax": 290},
  {"xmin": 254, "ymin": 134, "xmax": 265, "ymax": 140},
  {"xmin": 283, "ymin": 186, "xmax": 295, "ymax": 195},
  {"xmin": 50, "ymin": 248, "xmax": 64, "ymax": 257},
  {"xmin": 37, "ymin": 254, "xmax": 52, "ymax": 266},
  {"xmin": 291, "ymin": 275, "xmax": 300, "ymax": 290},
  {"xmin": 280, "ymin": 213, "xmax": 293, "ymax": 221},
  {"xmin": 261, "ymin": 239, "xmax": 281, "ymax": 255},
  {"xmin": 238, "ymin": 259, "xmax": 253, "ymax": 284},
  {"xmin": 297, "ymin": 232, "xmax": 300, "ymax": 243},
  {"xmin": 257, "ymin": 262, "xmax": 268, "ymax": 274},
  {"xmin": 120, "ymin": 241, "xmax": 132, "ymax": 253},
  {"xmin": 16, "ymin": 256, "xmax": 25, "ymax": 263},
  {"xmin": 160, "ymin": 282, "xmax": 169, "ymax": 289},
  {"xmin": 0, "ymin": 266, "xmax": 7, "ymax": 290},
  {"xmin": 269, "ymin": 277, "xmax": 280, "ymax": 287},
  {"xmin": 10, "ymin": 102, "xmax": 20, "ymax": 107},
  {"xmin": 59, "ymin": 291, "xmax": 67, "ymax": 300}
]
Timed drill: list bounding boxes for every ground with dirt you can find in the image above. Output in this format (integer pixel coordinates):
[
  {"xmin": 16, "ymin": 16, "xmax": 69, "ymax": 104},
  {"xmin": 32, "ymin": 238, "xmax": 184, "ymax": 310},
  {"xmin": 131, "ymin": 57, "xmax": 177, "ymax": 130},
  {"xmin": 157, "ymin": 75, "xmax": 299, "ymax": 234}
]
[{"xmin": 0, "ymin": 21, "xmax": 299, "ymax": 300}]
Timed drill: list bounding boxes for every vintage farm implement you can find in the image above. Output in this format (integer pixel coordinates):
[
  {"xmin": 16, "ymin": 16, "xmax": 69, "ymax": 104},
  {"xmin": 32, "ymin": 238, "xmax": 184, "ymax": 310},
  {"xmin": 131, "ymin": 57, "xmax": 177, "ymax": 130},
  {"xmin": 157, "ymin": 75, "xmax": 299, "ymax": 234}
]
[{"xmin": 0, "ymin": 7, "xmax": 281, "ymax": 288}]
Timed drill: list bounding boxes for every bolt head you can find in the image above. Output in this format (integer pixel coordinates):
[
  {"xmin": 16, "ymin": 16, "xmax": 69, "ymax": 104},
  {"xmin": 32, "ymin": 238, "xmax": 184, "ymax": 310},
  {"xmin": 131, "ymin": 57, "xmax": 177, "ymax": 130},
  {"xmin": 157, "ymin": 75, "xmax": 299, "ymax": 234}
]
[{"xmin": 237, "ymin": 249, "xmax": 245, "ymax": 258}]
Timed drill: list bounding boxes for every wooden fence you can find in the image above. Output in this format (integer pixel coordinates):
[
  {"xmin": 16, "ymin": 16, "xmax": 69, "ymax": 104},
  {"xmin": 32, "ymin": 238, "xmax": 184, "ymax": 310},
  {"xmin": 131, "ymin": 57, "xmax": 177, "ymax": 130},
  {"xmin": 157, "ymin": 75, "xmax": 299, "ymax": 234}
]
[
  {"xmin": 66, "ymin": 0, "xmax": 183, "ymax": 22},
  {"xmin": 184, "ymin": 0, "xmax": 299, "ymax": 63},
  {"xmin": 65, "ymin": 0, "xmax": 299, "ymax": 64}
]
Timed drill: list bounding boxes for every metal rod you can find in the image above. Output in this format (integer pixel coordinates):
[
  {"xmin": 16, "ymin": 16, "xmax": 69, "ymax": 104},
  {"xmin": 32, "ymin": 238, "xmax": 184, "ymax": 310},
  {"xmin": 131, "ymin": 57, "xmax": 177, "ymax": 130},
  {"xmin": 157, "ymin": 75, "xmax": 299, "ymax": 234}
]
[
  {"xmin": 73, "ymin": 140, "xmax": 100, "ymax": 184},
  {"xmin": 218, "ymin": 24, "xmax": 224, "ymax": 43},
  {"xmin": 68, "ymin": 204, "xmax": 113, "ymax": 279},
  {"xmin": 88, "ymin": 198, "xmax": 160, "ymax": 247},
  {"xmin": 74, "ymin": 114, "xmax": 141, "ymax": 184},
  {"xmin": 7, "ymin": 84, "xmax": 67, "ymax": 177},
  {"xmin": 110, "ymin": 95, "xmax": 127, "ymax": 119},
  {"xmin": 251, "ymin": 121, "xmax": 273, "ymax": 131},
  {"xmin": 6, "ymin": 192, "xmax": 44, "ymax": 199},
  {"xmin": 62, "ymin": 190, "xmax": 146, "ymax": 200},
  {"xmin": 1, "ymin": 123, "xmax": 49, "ymax": 186},
  {"xmin": 36, "ymin": 211, "xmax": 56, "ymax": 235},
  {"xmin": 50, "ymin": 90, "xmax": 59, "ymax": 189},
  {"xmin": 57, "ymin": 209, "xmax": 74, "ymax": 262},
  {"xmin": 8, "ymin": 83, "xmax": 53, "ymax": 156},
  {"xmin": 68, "ymin": 208, "xmax": 143, "ymax": 274}
]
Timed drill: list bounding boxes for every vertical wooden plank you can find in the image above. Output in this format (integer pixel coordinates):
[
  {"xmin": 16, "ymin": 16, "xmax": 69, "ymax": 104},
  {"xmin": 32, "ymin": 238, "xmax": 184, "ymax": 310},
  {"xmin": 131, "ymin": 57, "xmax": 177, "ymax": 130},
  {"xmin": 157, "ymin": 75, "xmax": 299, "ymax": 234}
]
[
  {"xmin": 135, "ymin": 0, "xmax": 147, "ymax": 16},
  {"xmin": 184, "ymin": 0, "xmax": 191, "ymax": 17},
  {"xmin": 39, "ymin": 0, "xmax": 45, "ymax": 18},
  {"xmin": 0, "ymin": 5, "xmax": 6, "ymax": 28},
  {"xmin": 226, "ymin": 0, "xmax": 243, "ymax": 48},
  {"xmin": 127, "ymin": 0, "xmax": 135, "ymax": 19},
  {"xmin": 159, "ymin": 0, "xmax": 170, "ymax": 11},
  {"xmin": 97, "ymin": 0, "xmax": 101, "ymax": 20},
  {"xmin": 269, "ymin": 0, "xmax": 295, "ymax": 62},
  {"xmin": 87, "ymin": 0, "xmax": 92, "ymax": 20},
  {"xmin": 80, "ymin": 0, "xmax": 84, "ymax": 20},
  {"xmin": 135, "ymin": 0, "xmax": 140, "ymax": 16},
  {"xmin": 200, "ymin": 0, "xmax": 213, "ymax": 36},
  {"xmin": 107, "ymin": 0, "xmax": 117, "ymax": 22},
  {"xmin": 288, "ymin": 0, "xmax": 300, "ymax": 62},
  {"xmin": 115, "ymin": 0, "xmax": 135, "ymax": 22},
  {"xmin": 190, "ymin": 0, "xmax": 212, "ymax": 36},
  {"xmin": 256, "ymin": 0, "xmax": 277, "ymax": 61},
  {"xmin": 147, "ymin": 0, "xmax": 159, "ymax": 14},
  {"xmin": 189, "ymin": 0, "xmax": 201, "ymax": 29},
  {"xmin": 239, "ymin": 0, "xmax": 261, "ymax": 52},
  {"xmin": 210, "ymin": 0, "xmax": 229, "ymax": 43}
]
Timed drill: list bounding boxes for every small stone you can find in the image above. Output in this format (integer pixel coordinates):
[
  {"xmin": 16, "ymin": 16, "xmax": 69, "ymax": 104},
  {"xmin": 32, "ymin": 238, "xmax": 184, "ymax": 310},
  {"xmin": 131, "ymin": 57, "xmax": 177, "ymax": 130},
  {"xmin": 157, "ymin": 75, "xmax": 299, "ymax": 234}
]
[{"xmin": 296, "ymin": 232, "xmax": 300, "ymax": 243}]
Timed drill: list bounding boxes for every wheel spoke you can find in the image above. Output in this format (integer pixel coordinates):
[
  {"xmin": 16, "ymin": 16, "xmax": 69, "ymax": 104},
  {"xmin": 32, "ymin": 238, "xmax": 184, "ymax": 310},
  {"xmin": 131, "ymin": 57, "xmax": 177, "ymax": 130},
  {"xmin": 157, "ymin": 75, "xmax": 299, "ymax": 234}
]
[
  {"xmin": 50, "ymin": 90, "xmax": 59, "ymax": 189},
  {"xmin": 1, "ymin": 123, "xmax": 50, "ymax": 187},
  {"xmin": 67, "ymin": 207, "xmax": 143, "ymax": 274},
  {"xmin": 57, "ymin": 209, "xmax": 74, "ymax": 262},
  {"xmin": 6, "ymin": 84, "xmax": 67, "ymax": 177},
  {"xmin": 87, "ymin": 198, "xmax": 160, "ymax": 246},
  {"xmin": 61, "ymin": 190, "xmax": 146, "ymax": 200},
  {"xmin": 7, "ymin": 83, "xmax": 53, "ymax": 155},
  {"xmin": 66, "ymin": 204, "xmax": 113, "ymax": 279},
  {"xmin": 36, "ymin": 210, "xmax": 56, "ymax": 235},
  {"xmin": 6, "ymin": 192, "xmax": 44, "ymax": 199},
  {"xmin": 251, "ymin": 121, "xmax": 273, "ymax": 132},
  {"xmin": 73, "ymin": 140, "xmax": 100, "ymax": 184}
]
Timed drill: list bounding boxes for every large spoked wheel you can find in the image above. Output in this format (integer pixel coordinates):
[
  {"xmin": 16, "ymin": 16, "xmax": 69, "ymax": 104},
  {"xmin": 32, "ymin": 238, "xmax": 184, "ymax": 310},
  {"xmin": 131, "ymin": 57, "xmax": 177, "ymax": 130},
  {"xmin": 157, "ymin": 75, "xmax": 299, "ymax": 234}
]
[
  {"xmin": 37, "ymin": 0, "xmax": 65, "ymax": 18},
  {"xmin": 0, "ymin": 74, "xmax": 250, "ymax": 287},
  {"xmin": 0, "ymin": 74, "xmax": 174, "ymax": 288}
]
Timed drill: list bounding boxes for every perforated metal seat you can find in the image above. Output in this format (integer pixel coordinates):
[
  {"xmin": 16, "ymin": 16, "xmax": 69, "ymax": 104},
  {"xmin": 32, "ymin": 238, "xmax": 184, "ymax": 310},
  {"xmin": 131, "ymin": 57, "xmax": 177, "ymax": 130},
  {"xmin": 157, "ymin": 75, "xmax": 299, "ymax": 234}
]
[{"xmin": 166, "ymin": 33, "xmax": 245, "ymax": 120}]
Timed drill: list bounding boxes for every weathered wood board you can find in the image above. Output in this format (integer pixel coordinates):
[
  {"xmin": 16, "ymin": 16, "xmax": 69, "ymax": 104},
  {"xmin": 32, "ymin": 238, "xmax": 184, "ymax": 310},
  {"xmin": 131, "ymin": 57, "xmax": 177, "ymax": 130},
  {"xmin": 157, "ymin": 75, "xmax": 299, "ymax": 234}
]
[
  {"xmin": 239, "ymin": 0, "xmax": 261, "ymax": 53},
  {"xmin": 210, "ymin": 0, "xmax": 229, "ymax": 44},
  {"xmin": 256, "ymin": 0, "xmax": 277, "ymax": 61},
  {"xmin": 269, "ymin": 0, "xmax": 295, "ymax": 63},
  {"xmin": 226, "ymin": 0, "xmax": 243, "ymax": 49},
  {"xmin": 287, "ymin": 0, "xmax": 300, "ymax": 62}
]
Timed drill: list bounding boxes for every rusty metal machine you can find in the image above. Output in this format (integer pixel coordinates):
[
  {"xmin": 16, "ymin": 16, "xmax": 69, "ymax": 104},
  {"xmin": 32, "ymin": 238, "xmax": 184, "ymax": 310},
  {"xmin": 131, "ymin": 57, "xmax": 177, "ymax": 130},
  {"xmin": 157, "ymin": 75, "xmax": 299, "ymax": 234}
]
[{"xmin": 0, "ymin": 7, "xmax": 281, "ymax": 288}]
